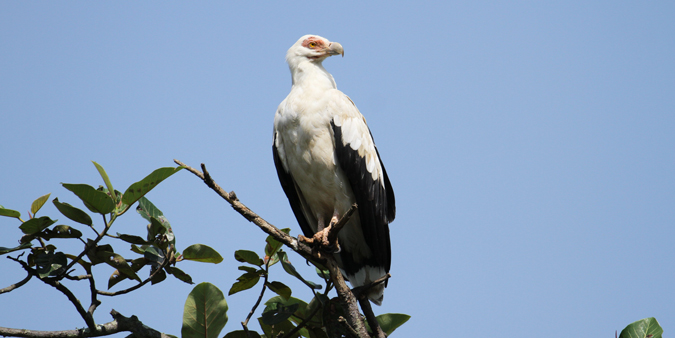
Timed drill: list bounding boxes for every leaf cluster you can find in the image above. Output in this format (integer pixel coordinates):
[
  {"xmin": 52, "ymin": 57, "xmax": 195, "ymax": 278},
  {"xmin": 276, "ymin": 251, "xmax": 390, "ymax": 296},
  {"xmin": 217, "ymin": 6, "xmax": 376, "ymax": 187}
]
[
  {"xmin": 181, "ymin": 231, "xmax": 409, "ymax": 338},
  {"xmin": 0, "ymin": 162, "xmax": 223, "ymax": 329}
]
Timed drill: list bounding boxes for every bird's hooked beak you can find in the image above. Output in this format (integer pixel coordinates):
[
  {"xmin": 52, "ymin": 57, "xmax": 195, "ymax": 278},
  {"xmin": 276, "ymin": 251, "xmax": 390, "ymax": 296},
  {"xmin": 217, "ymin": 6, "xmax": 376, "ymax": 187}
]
[{"xmin": 326, "ymin": 42, "xmax": 344, "ymax": 57}]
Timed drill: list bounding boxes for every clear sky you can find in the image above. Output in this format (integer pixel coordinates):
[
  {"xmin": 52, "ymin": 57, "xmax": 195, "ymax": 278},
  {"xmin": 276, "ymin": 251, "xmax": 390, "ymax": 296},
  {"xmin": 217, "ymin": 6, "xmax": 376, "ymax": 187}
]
[{"xmin": 1, "ymin": 2, "xmax": 673, "ymax": 337}]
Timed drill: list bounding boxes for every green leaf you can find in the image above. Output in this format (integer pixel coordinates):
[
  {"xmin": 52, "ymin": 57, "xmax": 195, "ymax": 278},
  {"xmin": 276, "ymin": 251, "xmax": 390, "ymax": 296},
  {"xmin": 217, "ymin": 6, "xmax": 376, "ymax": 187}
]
[
  {"xmin": 19, "ymin": 216, "xmax": 57, "ymax": 235},
  {"xmin": 42, "ymin": 225, "xmax": 83, "ymax": 239},
  {"xmin": 65, "ymin": 253, "xmax": 92, "ymax": 270},
  {"xmin": 136, "ymin": 197, "xmax": 168, "ymax": 225},
  {"xmin": 62, "ymin": 183, "xmax": 115, "ymax": 214},
  {"xmin": 53, "ymin": 198, "xmax": 93, "ymax": 226},
  {"xmin": 30, "ymin": 193, "xmax": 51, "ymax": 216},
  {"xmin": 147, "ymin": 216, "xmax": 168, "ymax": 238},
  {"xmin": 182, "ymin": 282, "xmax": 228, "ymax": 338},
  {"xmin": 267, "ymin": 252, "xmax": 280, "ymax": 267},
  {"xmin": 183, "ymin": 244, "xmax": 223, "ymax": 264},
  {"xmin": 258, "ymin": 317, "xmax": 300, "ymax": 338},
  {"xmin": 92, "ymin": 161, "xmax": 116, "ymax": 200},
  {"xmin": 122, "ymin": 167, "xmax": 183, "ymax": 206},
  {"xmin": 118, "ymin": 234, "xmax": 148, "ymax": 245},
  {"xmin": 85, "ymin": 242, "xmax": 114, "ymax": 265},
  {"xmin": 264, "ymin": 296, "xmax": 309, "ymax": 324},
  {"xmin": 150, "ymin": 267, "xmax": 167, "ymax": 285},
  {"xmin": 261, "ymin": 302, "xmax": 300, "ymax": 326},
  {"xmin": 279, "ymin": 251, "xmax": 322, "ymax": 290},
  {"xmin": 34, "ymin": 250, "xmax": 67, "ymax": 278},
  {"xmin": 0, "ymin": 206, "xmax": 21, "ymax": 219},
  {"xmin": 108, "ymin": 258, "xmax": 146, "ymax": 289},
  {"xmin": 374, "ymin": 313, "xmax": 410, "ymax": 336},
  {"xmin": 234, "ymin": 250, "xmax": 263, "ymax": 266},
  {"xmin": 266, "ymin": 281, "xmax": 292, "ymax": 301},
  {"xmin": 223, "ymin": 330, "xmax": 262, "ymax": 338},
  {"xmin": 0, "ymin": 243, "xmax": 32, "ymax": 256},
  {"xmin": 238, "ymin": 266, "xmax": 259, "ymax": 273},
  {"xmin": 264, "ymin": 228, "xmax": 291, "ymax": 259},
  {"xmin": 102, "ymin": 252, "xmax": 142, "ymax": 282},
  {"xmin": 165, "ymin": 266, "xmax": 194, "ymax": 284},
  {"xmin": 228, "ymin": 272, "xmax": 260, "ymax": 296},
  {"xmin": 130, "ymin": 244, "xmax": 145, "ymax": 255},
  {"xmin": 315, "ymin": 267, "xmax": 330, "ymax": 280},
  {"xmin": 619, "ymin": 317, "xmax": 663, "ymax": 338}
]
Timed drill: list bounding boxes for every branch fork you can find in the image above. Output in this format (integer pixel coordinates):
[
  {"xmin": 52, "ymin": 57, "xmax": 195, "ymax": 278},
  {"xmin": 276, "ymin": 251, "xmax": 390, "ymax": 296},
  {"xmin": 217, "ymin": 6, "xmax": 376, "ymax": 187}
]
[{"xmin": 174, "ymin": 159, "xmax": 385, "ymax": 338}]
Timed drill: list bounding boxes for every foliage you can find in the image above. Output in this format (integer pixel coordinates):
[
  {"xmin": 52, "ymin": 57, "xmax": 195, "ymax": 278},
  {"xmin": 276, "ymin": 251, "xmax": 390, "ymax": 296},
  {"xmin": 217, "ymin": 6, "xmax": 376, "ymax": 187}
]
[
  {"xmin": 0, "ymin": 162, "xmax": 665, "ymax": 338},
  {"xmin": 0, "ymin": 162, "xmax": 222, "ymax": 332},
  {"xmin": 180, "ymin": 229, "xmax": 410, "ymax": 338},
  {"xmin": 619, "ymin": 317, "xmax": 663, "ymax": 338}
]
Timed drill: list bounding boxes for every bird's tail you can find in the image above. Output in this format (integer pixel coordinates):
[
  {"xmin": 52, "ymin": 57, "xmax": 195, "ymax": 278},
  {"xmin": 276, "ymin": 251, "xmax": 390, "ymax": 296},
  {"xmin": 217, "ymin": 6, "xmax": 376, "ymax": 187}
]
[{"xmin": 347, "ymin": 265, "xmax": 387, "ymax": 306}]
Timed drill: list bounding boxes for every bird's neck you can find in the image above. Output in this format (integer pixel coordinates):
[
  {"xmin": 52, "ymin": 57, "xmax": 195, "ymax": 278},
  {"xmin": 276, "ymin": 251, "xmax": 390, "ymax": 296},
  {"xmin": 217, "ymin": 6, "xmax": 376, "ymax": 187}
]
[{"xmin": 290, "ymin": 60, "xmax": 337, "ymax": 91}]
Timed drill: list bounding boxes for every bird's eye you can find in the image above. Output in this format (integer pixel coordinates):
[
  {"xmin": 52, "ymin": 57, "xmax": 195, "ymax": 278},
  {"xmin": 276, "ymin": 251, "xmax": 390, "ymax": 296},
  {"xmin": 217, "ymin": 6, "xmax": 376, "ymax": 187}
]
[{"xmin": 309, "ymin": 42, "xmax": 316, "ymax": 48}]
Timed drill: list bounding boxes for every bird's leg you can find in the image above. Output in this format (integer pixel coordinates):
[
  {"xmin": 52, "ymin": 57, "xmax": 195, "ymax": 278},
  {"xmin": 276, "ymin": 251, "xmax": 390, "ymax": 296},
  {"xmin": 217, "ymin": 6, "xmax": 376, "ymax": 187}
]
[{"xmin": 300, "ymin": 215, "xmax": 340, "ymax": 254}]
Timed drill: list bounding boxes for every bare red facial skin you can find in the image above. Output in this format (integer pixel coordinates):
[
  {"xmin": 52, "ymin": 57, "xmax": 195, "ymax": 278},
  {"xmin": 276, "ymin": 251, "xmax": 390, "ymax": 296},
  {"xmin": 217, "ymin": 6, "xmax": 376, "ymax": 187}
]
[{"xmin": 302, "ymin": 37, "xmax": 326, "ymax": 50}]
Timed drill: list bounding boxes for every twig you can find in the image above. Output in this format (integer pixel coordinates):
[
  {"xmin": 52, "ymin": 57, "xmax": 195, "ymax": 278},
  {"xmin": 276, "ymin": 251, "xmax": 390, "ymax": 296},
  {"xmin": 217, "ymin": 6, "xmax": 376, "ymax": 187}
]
[
  {"xmin": 84, "ymin": 264, "xmax": 101, "ymax": 319},
  {"xmin": 279, "ymin": 296, "xmax": 323, "ymax": 338},
  {"xmin": 326, "ymin": 204, "xmax": 357, "ymax": 246},
  {"xmin": 0, "ymin": 310, "xmax": 170, "ymax": 338},
  {"xmin": 241, "ymin": 263, "xmax": 269, "ymax": 335},
  {"xmin": 359, "ymin": 298, "xmax": 386, "ymax": 338},
  {"xmin": 0, "ymin": 272, "xmax": 32, "ymax": 294},
  {"xmin": 337, "ymin": 316, "xmax": 360, "ymax": 338},
  {"xmin": 63, "ymin": 274, "xmax": 92, "ymax": 281},
  {"xmin": 97, "ymin": 257, "xmax": 170, "ymax": 297},
  {"xmin": 8, "ymin": 256, "xmax": 96, "ymax": 330},
  {"xmin": 57, "ymin": 215, "xmax": 114, "ymax": 281}
]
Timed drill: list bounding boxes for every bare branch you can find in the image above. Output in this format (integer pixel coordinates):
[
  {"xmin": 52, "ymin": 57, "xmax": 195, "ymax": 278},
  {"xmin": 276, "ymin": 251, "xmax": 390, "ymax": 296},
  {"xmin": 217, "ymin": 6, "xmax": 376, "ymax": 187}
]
[
  {"xmin": 0, "ymin": 310, "xmax": 170, "ymax": 338},
  {"xmin": 83, "ymin": 264, "xmax": 101, "ymax": 319},
  {"xmin": 63, "ymin": 274, "xmax": 92, "ymax": 281},
  {"xmin": 0, "ymin": 271, "xmax": 31, "ymax": 294},
  {"xmin": 8, "ymin": 256, "xmax": 96, "ymax": 330},
  {"xmin": 241, "ymin": 263, "xmax": 269, "ymax": 335},
  {"xmin": 174, "ymin": 160, "xmax": 313, "ymax": 259},
  {"xmin": 359, "ymin": 298, "xmax": 385, "ymax": 338}
]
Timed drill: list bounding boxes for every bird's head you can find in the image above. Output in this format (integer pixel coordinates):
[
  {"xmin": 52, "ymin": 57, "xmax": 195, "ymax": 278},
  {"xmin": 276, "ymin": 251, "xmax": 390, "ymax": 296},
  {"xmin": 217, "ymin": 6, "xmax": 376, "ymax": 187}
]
[{"xmin": 286, "ymin": 35, "xmax": 344, "ymax": 67}]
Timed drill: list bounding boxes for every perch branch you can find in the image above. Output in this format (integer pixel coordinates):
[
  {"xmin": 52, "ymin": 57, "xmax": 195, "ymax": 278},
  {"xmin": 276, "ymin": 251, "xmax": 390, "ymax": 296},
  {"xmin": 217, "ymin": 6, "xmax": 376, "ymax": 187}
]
[
  {"xmin": 0, "ymin": 310, "xmax": 170, "ymax": 338},
  {"xmin": 174, "ymin": 159, "xmax": 373, "ymax": 338}
]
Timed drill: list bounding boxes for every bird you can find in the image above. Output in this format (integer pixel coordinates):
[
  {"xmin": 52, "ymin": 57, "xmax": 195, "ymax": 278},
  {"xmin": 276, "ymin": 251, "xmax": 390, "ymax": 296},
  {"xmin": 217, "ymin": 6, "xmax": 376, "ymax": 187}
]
[{"xmin": 272, "ymin": 35, "xmax": 395, "ymax": 305}]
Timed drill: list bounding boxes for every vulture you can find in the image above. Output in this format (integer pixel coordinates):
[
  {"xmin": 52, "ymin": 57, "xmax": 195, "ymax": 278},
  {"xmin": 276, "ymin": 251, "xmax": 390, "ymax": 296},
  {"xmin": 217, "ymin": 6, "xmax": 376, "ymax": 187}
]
[{"xmin": 272, "ymin": 35, "xmax": 395, "ymax": 305}]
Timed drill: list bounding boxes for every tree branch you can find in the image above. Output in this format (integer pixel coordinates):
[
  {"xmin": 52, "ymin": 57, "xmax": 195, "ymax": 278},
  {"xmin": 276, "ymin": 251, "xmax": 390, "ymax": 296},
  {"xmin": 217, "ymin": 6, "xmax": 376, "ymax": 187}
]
[
  {"xmin": 0, "ymin": 271, "xmax": 31, "ymax": 294},
  {"xmin": 241, "ymin": 263, "xmax": 269, "ymax": 335},
  {"xmin": 174, "ymin": 159, "xmax": 374, "ymax": 338},
  {"xmin": 8, "ymin": 256, "xmax": 96, "ymax": 330},
  {"xmin": 0, "ymin": 310, "xmax": 170, "ymax": 338}
]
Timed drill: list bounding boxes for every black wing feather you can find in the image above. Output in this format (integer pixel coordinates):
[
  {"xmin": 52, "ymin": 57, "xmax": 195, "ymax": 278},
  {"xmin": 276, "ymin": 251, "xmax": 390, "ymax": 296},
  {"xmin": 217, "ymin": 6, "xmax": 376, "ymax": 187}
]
[{"xmin": 331, "ymin": 120, "xmax": 395, "ymax": 274}]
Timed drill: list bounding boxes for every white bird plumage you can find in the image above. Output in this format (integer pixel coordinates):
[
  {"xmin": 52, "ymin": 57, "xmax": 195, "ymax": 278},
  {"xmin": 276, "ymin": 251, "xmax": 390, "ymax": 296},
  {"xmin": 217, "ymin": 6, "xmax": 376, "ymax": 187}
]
[{"xmin": 273, "ymin": 35, "xmax": 395, "ymax": 305}]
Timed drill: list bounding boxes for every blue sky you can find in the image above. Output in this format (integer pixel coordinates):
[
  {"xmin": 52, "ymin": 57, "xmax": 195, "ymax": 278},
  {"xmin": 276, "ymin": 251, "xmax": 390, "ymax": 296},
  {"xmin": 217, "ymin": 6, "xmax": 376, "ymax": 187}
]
[{"xmin": 1, "ymin": 2, "xmax": 673, "ymax": 337}]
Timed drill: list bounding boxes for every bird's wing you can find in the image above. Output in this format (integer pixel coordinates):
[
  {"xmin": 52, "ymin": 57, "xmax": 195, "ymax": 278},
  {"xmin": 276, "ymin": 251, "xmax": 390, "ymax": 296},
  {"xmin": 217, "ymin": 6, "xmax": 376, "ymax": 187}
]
[
  {"xmin": 273, "ymin": 132, "xmax": 316, "ymax": 238},
  {"xmin": 329, "ymin": 91, "xmax": 395, "ymax": 272}
]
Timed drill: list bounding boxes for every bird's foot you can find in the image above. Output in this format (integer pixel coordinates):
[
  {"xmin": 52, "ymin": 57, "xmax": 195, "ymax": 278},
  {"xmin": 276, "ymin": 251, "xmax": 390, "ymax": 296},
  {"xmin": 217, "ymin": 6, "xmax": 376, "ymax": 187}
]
[{"xmin": 298, "ymin": 226, "xmax": 340, "ymax": 254}]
